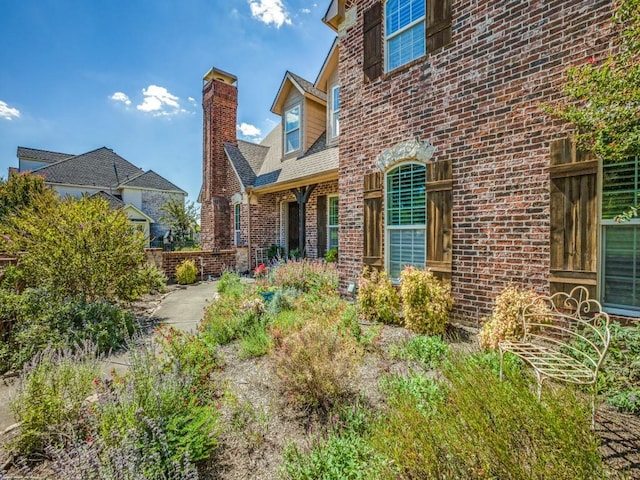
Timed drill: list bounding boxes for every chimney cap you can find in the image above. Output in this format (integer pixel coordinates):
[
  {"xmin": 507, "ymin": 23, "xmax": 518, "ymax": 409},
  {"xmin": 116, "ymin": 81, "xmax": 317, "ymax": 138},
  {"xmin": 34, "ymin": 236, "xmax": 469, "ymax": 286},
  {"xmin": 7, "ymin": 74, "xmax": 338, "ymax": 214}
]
[{"xmin": 203, "ymin": 67, "xmax": 237, "ymax": 86}]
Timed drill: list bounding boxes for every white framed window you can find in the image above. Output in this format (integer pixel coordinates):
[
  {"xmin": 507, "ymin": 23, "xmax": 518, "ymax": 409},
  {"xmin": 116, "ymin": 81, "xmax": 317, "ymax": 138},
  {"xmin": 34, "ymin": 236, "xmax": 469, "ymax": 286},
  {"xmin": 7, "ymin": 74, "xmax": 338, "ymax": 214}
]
[
  {"xmin": 285, "ymin": 104, "xmax": 301, "ymax": 154},
  {"xmin": 330, "ymin": 86, "xmax": 340, "ymax": 138},
  {"xmin": 328, "ymin": 195, "xmax": 339, "ymax": 250},
  {"xmin": 386, "ymin": 163, "xmax": 426, "ymax": 279},
  {"xmin": 385, "ymin": 0, "xmax": 426, "ymax": 72},
  {"xmin": 234, "ymin": 203, "xmax": 241, "ymax": 246},
  {"xmin": 601, "ymin": 157, "xmax": 640, "ymax": 314}
]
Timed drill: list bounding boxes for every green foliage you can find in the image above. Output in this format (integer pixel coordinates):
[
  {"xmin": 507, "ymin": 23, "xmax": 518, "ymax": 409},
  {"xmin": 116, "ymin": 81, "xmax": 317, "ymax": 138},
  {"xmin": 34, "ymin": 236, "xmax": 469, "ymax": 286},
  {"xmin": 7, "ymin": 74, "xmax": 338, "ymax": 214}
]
[
  {"xmin": 0, "ymin": 289, "xmax": 136, "ymax": 373},
  {"xmin": 270, "ymin": 259, "xmax": 338, "ymax": 294},
  {"xmin": 357, "ymin": 267, "xmax": 401, "ymax": 325},
  {"xmin": 389, "ymin": 334, "xmax": 450, "ymax": 368},
  {"xmin": 3, "ymin": 196, "xmax": 147, "ymax": 302},
  {"xmin": 380, "ymin": 372, "xmax": 445, "ymax": 415},
  {"xmin": 175, "ymin": 259, "xmax": 197, "ymax": 285},
  {"xmin": 324, "ymin": 247, "xmax": 338, "ymax": 263},
  {"xmin": 399, "ymin": 267, "xmax": 452, "ymax": 335},
  {"xmin": 371, "ymin": 354, "xmax": 610, "ymax": 479},
  {"xmin": 273, "ymin": 320, "xmax": 361, "ymax": 411},
  {"xmin": 0, "ymin": 172, "xmax": 56, "ymax": 223},
  {"xmin": 239, "ymin": 320, "xmax": 272, "ymax": 358},
  {"xmin": 478, "ymin": 285, "xmax": 549, "ymax": 350},
  {"xmin": 267, "ymin": 243, "xmax": 285, "ymax": 261},
  {"xmin": 138, "ymin": 264, "xmax": 168, "ymax": 294},
  {"xmin": 10, "ymin": 345, "xmax": 100, "ymax": 456},
  {"xmin": 159, "ymin": 197, "xmax": 199, "ymax": 247},
  {"xmin": 216, "ymin": 270, "xmax": 245, "ymax": 298}
]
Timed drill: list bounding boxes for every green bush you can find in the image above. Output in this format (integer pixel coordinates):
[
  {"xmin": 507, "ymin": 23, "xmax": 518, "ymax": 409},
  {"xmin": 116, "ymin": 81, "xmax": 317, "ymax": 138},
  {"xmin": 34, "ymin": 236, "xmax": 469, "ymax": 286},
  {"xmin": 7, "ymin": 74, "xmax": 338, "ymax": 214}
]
[
  {"xmin": 380, "ymin": 372, "xmax": 445, "ymax": 415},
  {"xmin": 389, "ymin": 334, "xmax": 450, "ymax": 368},
  {"xmin": 216, "ymin": 270, "xmax": 245, "ymax": 298},
  {"xmin": 270, "ymin": 259, "xmax": 338, "ymax": 294},
  {"xmin": 175, "ymin": 259, "xmax": 197, "ymax": 285},
  {"xmin": 324, "ymin": 247, "xmax": 338, "ymax": 263},
  {"xmin": 137, "ymin": 264, "xmax": 167, "ymax": 294},
  {"xmin": 239, "ymin": 321, "xmax": 272, "ymax": 358},
  {"xmin": 10, "ymin": 345, "xmax": 100, "ymax": 456},
  {"xmin": 399, "ymin": 267, "xmax": 452, "ymax": 335},
  {"xmin": 371, "ymin": 354, "xmax": 611, "ymax": 479},
  {"xmin": 357, "ymin": 267, "xmax": 401, "ymax": 325}
]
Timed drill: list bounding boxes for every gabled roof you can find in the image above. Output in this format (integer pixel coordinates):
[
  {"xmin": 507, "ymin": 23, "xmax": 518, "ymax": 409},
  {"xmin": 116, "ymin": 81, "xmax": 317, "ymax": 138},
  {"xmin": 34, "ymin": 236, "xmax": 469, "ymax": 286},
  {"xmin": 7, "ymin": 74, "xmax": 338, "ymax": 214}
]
[
  {"xmin": 89, "ymin": 190, "xmax": 125, "ymax": 209},
  {"xmin": 323, "ymin": 0, "xmax": 344, "ymax": 32},
  {"xmin": 224, "ymin": 140, "xmax": 269, "ymax": 188},
  {"xmin": 34, "ymin": 147, "xmax": 143, "ymax": 188},
  {"xmin": 315, "ymin": 39, "xmax": 339, "ymax": 92},
  {"xmin": 271, "ymin": 71, "xmax": 327, "ymax": 115},
  {"xmin": 119, "ymin": 170, "xmax": 185, "ymax": 193},
  {"xmin": 17, "ymin": 146, "xmax": 74, "ymax": 164}
]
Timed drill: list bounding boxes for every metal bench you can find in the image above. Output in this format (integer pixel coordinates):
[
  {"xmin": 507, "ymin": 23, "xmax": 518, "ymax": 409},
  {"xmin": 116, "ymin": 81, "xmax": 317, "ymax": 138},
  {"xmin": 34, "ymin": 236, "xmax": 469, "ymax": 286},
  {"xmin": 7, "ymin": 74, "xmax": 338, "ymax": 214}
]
[{"xmin": 498, "ymin": 286, "xmax": 611, "ymax": 426}]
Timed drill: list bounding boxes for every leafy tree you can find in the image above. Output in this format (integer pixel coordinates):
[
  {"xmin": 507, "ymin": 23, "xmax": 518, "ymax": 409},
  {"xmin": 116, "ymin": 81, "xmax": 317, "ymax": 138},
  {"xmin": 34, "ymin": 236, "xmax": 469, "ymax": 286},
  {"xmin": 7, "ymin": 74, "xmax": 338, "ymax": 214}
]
[
  {"xmin": 159, "ymin": 198, "xmax": 199, "ymax": 246},
  {"xmin": 546, "ymin": 0, "xmax": 640, "ymax": 219},
  {"xmin": 0, "ymin": 173, "xmax": 57, "ymax": 223},
  {"xmin": 1, "ymin": 195, "xmax": 147, "ymax": 302}
]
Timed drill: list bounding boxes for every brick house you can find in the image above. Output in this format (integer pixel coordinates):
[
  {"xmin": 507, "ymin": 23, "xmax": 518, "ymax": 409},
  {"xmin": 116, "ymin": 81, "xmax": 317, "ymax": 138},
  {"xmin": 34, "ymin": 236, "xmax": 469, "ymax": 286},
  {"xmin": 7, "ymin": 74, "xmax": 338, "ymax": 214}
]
[
  {"xmin": 200, "ymin": 43, "xmax": 341, "ymax": 272},
  {"xmin": 14, "ymin": 146, "xmax": 187, "ymax": 245},
  {"xmin": 323, "ymin": 0, "xmax": 640, "ymax": 326}
]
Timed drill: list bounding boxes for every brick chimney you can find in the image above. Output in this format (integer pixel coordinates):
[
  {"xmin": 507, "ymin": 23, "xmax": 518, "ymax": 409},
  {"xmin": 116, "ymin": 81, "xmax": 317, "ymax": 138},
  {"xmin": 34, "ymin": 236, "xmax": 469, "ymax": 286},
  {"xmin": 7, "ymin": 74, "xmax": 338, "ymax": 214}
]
[{"xmin": 201, "ymin": 67, "xmax": 238, "ymax": 251}]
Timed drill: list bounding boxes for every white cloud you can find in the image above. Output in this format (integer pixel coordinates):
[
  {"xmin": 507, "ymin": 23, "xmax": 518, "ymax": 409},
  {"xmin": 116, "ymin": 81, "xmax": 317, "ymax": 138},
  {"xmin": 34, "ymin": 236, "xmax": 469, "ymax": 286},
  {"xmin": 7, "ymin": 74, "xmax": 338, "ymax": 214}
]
[
  {"xmin": 248, "ymin": 0, "xmax": 292, "ymax": 28},
  {"xmin": 188, "ymin": 96, "xmax": 197, "ymax": 104},
  {"xmin": 110, "ymin": 92, "xmax": 131, "ymax": 105},
  {"xmin": 237, "ymin": 122, "xmax": 262, "ymax": 138},
  {"xmin": 301, "ymin": 8, "xmax": 311, "ymax": 13},
  {"xmin": 137, "ymin": 85, "xmax": 181, "ymax": 116},
  {"xmin": 0, "ymin": 100, "xmax": 20, "ymax": 120}
]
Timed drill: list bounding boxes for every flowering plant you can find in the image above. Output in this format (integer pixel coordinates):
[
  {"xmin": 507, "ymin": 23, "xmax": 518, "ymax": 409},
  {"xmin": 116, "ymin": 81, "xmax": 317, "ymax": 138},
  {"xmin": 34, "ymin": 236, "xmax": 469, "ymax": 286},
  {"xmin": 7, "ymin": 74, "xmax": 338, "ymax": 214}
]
[{"xmin": 254, "ymin": 263, "xmax": 268, "ymax": 279}]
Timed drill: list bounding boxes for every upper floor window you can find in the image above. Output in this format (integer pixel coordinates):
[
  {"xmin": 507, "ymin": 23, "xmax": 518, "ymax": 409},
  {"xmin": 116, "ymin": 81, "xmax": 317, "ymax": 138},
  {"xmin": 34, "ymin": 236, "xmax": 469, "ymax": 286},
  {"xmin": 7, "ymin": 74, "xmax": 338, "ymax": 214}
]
[
  {"xmin": 385, "ymin": 0, "xmax": 426, "ymax": 72},
  {"xmin": 285, "ymin": 105, "xmax": 301, "ymax": 154},
  {"xmin": 331, "ymin": 86, "xmax": 340, "ymax": 138},
  {"xmin": 601, "ymin": 156, "xmax": 640, "ymax": 313}
]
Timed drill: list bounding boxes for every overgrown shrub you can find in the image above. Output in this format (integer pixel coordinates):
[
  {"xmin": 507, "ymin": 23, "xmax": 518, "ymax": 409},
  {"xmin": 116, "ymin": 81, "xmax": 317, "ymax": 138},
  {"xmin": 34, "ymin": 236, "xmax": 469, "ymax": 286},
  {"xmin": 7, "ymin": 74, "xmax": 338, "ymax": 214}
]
[
  {"xmin": 389, "ymin": 334, "xmax": 450, "ymax": 368},
  {"xmin": 216, "ymin": 270, "xmax": 245, "ymax": 298},
  {"xmin": 10, "ymin": 345, "xmax": 100, "ymax": 456},
  {"xmin": 273, "ymin": 321, "xmax": 361, "ymax": 410},
  {"xmin": 371, "ymin": 353, "xmax": 611, "ymax": 479},
  {"xmin": 175, "ymin": 259, "xmax": 197, "ymax": 285},
  {"xmin": 478, "ymin": 285, "xmax": 548, "ymax": 350},
  {"xmin": 270, "ymin": 259, "xmax": 338, "ymax": 294},
  {"xmin": 380, "ymin": 372, "xmax": 445, "ymax": 415},
  {"xmin": 138, "ymin": 264, "xmax": 168, "ymax": 294},
  {"xmin": 357, "ymin": 267, "xmax": 401, "ymax": 325},
  {"xmin": 399, "ymin": 267, "xmax": 452, "ymax": 335}
]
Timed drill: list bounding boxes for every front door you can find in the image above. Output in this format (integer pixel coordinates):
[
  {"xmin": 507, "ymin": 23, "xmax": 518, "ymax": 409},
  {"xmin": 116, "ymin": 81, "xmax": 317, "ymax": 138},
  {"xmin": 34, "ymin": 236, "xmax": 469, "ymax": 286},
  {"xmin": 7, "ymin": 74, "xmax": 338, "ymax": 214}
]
[{"xmin": 287, "ymin": 201, "xmax": 299, "ymax": 255}]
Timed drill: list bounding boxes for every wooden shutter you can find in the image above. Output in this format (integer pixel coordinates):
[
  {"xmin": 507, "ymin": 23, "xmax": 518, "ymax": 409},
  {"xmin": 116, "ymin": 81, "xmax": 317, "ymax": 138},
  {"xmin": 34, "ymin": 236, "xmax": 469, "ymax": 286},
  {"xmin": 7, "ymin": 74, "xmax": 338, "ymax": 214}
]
[
  {"xmin": 317, "ymin": 195, "xmax": 327, "ymax": 259},
  {"xmin": 426, "ymin": 0, "xmax": 452, "ymax": 53},
  {"xmin": 426, "ymin": 159, "xmax": 453, "ymax": 282},
  {"xmin": 363, "ymin": 172, "xmax": 383, "ymax": 269},
  {"xmin": 363, "ymin": 2, "xmax": 382, "ymax": 82},
  {"xmin": 549, "ymin": 138, "xmax": 598, "ymax": 297}
]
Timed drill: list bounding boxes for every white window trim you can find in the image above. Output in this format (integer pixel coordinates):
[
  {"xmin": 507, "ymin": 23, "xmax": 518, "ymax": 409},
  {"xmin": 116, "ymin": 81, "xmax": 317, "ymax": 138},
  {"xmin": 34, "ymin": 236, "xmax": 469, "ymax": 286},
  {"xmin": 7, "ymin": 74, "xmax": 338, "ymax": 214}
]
[
  {"xmin": 327, "ymin": 194, "xmax": 339, "ymax": 250},
  {"xmin": 284, "ymin": 104, "xmax": 302, "ymax": 154},
  {"xmin": 330, "ymin": 85, "xmax": 340, "ymax": 139},
  {"xmin": 234, "ymin": 203, "xmax": 241, "ymax": 246},
  {"xmin": 384, "ymin": 161, "xmax": 427, "ymax": 280},
  {"xmin": 384, "ymin": 0, "xmax": 426, "ymax": 72}
]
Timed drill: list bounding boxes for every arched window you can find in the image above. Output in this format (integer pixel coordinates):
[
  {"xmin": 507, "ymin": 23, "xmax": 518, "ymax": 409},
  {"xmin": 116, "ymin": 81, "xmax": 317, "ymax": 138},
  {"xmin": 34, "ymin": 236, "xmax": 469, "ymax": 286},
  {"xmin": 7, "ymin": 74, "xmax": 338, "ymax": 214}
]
[{"xmin": 386, "ymin": 162, "xmax": 426, "ymax": 279}]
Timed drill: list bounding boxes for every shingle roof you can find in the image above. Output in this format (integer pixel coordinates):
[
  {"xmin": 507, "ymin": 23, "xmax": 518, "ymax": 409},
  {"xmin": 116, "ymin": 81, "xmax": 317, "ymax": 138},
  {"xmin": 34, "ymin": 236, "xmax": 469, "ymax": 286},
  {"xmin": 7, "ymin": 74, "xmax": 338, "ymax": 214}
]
[
  {"xmin": 224, "ymin": 141, "xmax": 269, "ymax": 187},
  {"xmin": 288, "ymin": 71, "xmax": 327, "ymax": 102},
  {"xmin": 299, "ymin": 131, "xmax": 327, "ymax": 158},
  {"xmin": 17, "ymin": 147, "xmax": 74, "ymax": 164},
  {"xmin": 119, "ymin": 170, "xmax": 185, "ymax": 193},
  {"xmin": 34, "ymin": 147, "xmax": 143, "ymax": 188},
  {"xmin": 89, "ymin": 191, "xmax": 125, "ymax": 209},
  {"xmin": 254, "ymin": 145, "xmax": 338, "ymax": 189}
]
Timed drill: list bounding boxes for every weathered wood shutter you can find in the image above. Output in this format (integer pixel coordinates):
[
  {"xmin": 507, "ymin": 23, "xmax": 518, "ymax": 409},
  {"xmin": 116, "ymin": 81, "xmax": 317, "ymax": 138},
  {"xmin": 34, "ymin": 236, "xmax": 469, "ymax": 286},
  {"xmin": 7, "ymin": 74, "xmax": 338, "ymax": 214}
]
[
  {"xmin": 549, "ymin": 138, "xmax": 598, "ymax": 297},
  {"xmin": 363, "ymin": 2, "xmax": 383, "ymax": 82},
  {"xmin": 317, "ymin": 195, "xmax": 327, "ymax": 259},
  {"xmin": 426, "ymin": 159, "xmax": 453, "ymax": 282},
  {"xmin": 363, "ymin": 172, "xmax": 383, "ymax": 269},
  {"xmin": 426, "ymin": 0, "xmax": 452, "ymax": 53}
]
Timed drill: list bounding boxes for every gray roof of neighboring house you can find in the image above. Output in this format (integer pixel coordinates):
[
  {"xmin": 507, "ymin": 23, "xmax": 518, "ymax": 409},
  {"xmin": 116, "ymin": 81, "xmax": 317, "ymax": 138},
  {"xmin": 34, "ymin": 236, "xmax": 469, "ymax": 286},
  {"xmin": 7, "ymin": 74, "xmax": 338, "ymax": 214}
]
[
  {"xmin": 120, "ymin": 170, "xmax": 186, "ymax": 193},
  {"xmin": 89, "ymin": 190, "xmax": 125, "ymax": 209},
  {"xmin": 224, "ymin": 140, "xmax": 270, "ymax": 187},
  {"xmin": 288, "ymin": 71, "xmax": 327, "ymax": 102},
  {"xmin": 34, "ymin": 147, "xmax": 144, "ymax": 188},
  {"xmin": 17, "ymin": 146, "xmax": 74, "ymax": 164}
]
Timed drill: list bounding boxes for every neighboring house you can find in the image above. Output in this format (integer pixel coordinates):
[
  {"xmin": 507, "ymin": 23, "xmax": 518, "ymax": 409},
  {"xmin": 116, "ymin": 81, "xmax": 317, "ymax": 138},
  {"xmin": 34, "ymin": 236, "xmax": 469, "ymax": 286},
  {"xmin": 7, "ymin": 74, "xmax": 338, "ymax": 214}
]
[
  {"xmin": 325, "ymin": 0, "xmax": 640, "ymax": 326},
  {"xmin": 15, "ymin": 146, "xmax": 186, "ymax": 245},
  {"xmin": 200, "ymin": 41, "xmax": 340, "ymax": 271}
]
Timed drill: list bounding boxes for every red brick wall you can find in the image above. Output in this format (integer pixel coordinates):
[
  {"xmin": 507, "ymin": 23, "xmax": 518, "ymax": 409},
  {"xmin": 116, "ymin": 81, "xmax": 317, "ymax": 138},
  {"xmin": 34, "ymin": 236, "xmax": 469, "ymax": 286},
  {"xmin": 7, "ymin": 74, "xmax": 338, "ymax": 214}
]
[
  {"xmin": 338, "ymin": 0, "xmax": 615, "ymax": 326},
  {"xmin": 162, "ymin": 250, "xmax": 236, "ymax": 281}
]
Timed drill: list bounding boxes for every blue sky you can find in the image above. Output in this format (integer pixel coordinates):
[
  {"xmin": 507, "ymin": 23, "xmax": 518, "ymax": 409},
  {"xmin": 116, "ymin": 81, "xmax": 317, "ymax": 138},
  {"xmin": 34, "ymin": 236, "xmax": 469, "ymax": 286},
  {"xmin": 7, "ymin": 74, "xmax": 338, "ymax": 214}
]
[{"xmin": 0, "ymin": 0, "xmax": 336, "ymax": 202}]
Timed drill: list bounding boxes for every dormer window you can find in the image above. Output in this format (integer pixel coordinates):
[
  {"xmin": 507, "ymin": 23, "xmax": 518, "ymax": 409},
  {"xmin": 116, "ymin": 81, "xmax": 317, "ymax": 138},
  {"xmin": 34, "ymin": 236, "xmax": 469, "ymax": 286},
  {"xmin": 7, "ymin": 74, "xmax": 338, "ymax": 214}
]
[
  {"xmin": 331, "ymin": 86, "xmax": 340, "ymax": 138},
  {"xmin": 285, "ymin": 105, "xmax": 301, "ymax": 154}
]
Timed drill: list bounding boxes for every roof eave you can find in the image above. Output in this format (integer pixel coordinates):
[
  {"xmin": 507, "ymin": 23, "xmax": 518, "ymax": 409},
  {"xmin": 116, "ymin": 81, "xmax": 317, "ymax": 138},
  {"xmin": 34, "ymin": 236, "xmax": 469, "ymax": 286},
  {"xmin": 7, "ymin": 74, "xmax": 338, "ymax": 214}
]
[
  {"xmin": 252, "ymin": 168, "xmax": 338, "ymax": 195},
  {"xmin": 322, "ymin": 0, "xmax": 344, "ymax": 32}
]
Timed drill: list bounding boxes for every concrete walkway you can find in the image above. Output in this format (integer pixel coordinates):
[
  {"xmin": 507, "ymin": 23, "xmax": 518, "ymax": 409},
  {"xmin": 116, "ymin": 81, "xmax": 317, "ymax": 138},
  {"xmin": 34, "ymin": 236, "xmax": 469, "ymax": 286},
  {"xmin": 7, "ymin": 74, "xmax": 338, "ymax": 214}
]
[{"xmin": 0, "ymin": 281, "xmax": 217, "ymax": 432}]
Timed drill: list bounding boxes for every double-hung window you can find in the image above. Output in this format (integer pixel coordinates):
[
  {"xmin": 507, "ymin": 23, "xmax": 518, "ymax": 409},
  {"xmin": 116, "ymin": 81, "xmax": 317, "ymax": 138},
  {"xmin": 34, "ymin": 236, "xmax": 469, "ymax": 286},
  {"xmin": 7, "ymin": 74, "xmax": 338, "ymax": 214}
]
[
  {"xmin": 328, "ymin": 195, "xmax": 339, "ymax": 250},
  {"xmin": 601, "ymin": 157, "xmax": 640, "ymax": 313},
  {"xmin": 385, "ymin": 0, "xmax": 426, "ymax": 72},
  {"xmin": 386, "ymin": 163, "xmax": 426, "ymax": 279},
  {"xmin": 331, "ymin": 86, "xmax": 340, "ymax": 138},
  {"xmin": 285, "ymin": 105, "xmax": 301, "ymax": 154}
]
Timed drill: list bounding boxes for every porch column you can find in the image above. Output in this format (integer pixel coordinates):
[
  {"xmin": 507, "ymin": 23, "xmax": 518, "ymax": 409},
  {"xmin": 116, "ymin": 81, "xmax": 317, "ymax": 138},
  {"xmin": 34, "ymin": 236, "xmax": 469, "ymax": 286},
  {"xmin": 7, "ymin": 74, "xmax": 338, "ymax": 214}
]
[{"xmin": 291, "ymin": 185, "xmax": 316, "ymax": 258}]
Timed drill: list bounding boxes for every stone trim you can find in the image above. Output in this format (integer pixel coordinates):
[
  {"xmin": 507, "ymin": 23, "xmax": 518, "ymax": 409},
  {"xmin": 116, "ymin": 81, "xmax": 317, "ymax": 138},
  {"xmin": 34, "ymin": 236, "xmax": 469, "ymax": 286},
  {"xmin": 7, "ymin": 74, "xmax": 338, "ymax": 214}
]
[{"xmin": 375, "ymin": 138, "xmax": 437, "ymax": 172}]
